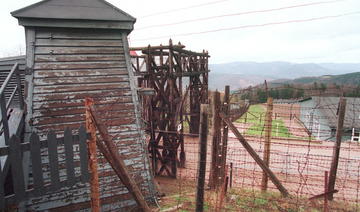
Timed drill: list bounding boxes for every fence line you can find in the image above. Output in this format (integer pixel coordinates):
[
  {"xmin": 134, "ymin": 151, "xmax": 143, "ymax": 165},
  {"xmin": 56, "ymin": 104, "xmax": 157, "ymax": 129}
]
[{"xmin": 0, "ymin": 126, "xmax": 89, "ymax": 209}]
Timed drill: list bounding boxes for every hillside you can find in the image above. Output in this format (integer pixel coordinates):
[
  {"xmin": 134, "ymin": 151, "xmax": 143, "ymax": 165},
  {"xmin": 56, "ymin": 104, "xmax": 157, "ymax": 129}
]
[
  {"xmin": 209, "ymin": 62, "xmax": 360, "ymax": 90},
  {"xmin": 273, "ymin": 72, "xmax": 360, "ymax": 85}
]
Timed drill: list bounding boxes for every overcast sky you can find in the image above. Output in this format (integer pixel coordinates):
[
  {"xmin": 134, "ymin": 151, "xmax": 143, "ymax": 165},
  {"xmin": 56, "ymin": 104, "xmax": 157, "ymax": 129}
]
[{"xmin": 0, "ymin": 0, "xmax": 359, "ymax": 64}]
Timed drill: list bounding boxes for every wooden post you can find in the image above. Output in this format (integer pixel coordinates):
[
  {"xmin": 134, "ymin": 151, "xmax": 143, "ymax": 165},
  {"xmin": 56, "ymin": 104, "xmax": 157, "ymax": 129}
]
[
  {"xmin": 328, "ymin": 97, "xmax": 346, "ymax": 200},
  {"xmin": 324, "ymin": 171, "xmax": 329, "ymax": 212},
  {"xmin": 229, "ymin": 162, "xmax": 233, "ymax": 188},
  {"xmin": 220, "ymin": 86, "xmax": 230, "ymax": 185},
  {"xmin": 220, "ymin": 113, "xmax": 290, "ymax": 197},
  {"xmin": 195, "ymin": 104, "xmax": 209, "ymax": 212},
  {"xmin": 216, "ymin": 165, "xmax": 229, "ymax": 212},
  {"xmin": 261, "ymin": 97, "xmax": 273, "ymax": 191},
  {"xmin": 209, "ymin": 91, "xmax": 221, "ymax": 189},
  {"xmin": 85, "ymin": 98, "xmax": 100, "ymax": 212},
  {"xmin": 88, "ymin": 104, "xmax": 152, "ymax": 212}
]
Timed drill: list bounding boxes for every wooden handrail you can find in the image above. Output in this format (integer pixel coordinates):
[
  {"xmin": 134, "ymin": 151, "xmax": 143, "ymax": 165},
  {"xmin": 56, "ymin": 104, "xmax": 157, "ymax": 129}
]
[
  {"xmin": 0, "ymin": 62, "xmax": 25, "ymax": 145},
  {"xmin": 6, "ymin": 86, "xmax": 18, "ymax": 110},
  {"xmin": 0, "ymin": 63, "xmax": 19, "ymax": 95}
]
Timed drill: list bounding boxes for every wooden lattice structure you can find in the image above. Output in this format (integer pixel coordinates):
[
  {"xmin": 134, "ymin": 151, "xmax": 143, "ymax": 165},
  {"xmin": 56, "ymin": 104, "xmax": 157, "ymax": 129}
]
[{"xmin": 130, "ymin": 40, "xmax": 209, "ymax": 177}]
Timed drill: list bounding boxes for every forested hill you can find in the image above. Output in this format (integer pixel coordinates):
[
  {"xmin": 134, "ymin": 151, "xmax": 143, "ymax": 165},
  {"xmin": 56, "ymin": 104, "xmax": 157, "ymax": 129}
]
[
  {"xmin": 234, "ymin": 72, "xmax": 360, "ymax": 104},
  {"xmin": 272, "ymin": 72, "xmax": 360, "ymax": 85},
  {"xmin": 209, "ymin": 61, "xmax": 360, "ymax": 91}
]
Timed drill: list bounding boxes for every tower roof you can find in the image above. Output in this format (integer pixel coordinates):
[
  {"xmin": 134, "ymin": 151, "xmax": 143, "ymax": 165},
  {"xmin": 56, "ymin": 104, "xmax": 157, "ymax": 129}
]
[{"xmin": 11, "ymin": 0, "xmax": 135, "ymax": 22}]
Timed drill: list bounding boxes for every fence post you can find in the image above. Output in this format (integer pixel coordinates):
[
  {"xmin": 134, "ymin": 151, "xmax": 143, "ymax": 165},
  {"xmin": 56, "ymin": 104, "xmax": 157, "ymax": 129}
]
[
  {"xmin": 85, "ymin": 98, "xmax": 100, "ymax": 212},
  {"xmin": 229, "ymin": 162, "xmax": 233, "ymax": 188},
  {"xmin": 220, "ymin": 86, "xmax": 230, "ymax": 185},
  {"xmin": 327, "ymin": 97, "xmax": 346, "ymax": 200},
  {"xmin": 261, "ymin": 97, "xmax": 273, "ymax": 191},
  {"xmin": 209, "ymin": 91, "xmax": 221, "ymax": 189},
  {"xmin": 324, "ymin": 171, "xmax": 329, "ymax": 212},
  {"xmin": 195, "ymin": 104, "xmax": 209, "ymax": 212},
  {"xmin": 9, "ymin": 136, "xmax": 25, "ymax": 203}
]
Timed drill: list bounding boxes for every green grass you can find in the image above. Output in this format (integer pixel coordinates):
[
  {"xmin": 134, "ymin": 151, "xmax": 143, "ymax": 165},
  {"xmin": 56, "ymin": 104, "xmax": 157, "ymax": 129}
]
[
  {"xmin": 236, "ymin": 104, "xmax": 265, "ymax": 124},
  {"xmin": 226, "ymin": 188, "xmax": 357, "ymax": 212},
  {"xmin": 236, "ymin": 104, "xmax": 295, "ymax": 138},
  {"xmin": 157, "ymin": 181, "xmax": 357, "ymax": 212}
]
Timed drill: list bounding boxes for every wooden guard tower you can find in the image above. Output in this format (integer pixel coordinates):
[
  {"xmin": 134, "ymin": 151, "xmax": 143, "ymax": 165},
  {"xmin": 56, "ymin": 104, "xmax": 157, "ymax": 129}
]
[
  {"xmin": 131, "ymin": 42, "xmax": 209, "ymax": 177},
  {"xmin": 11, "ymin": 0, "xmax": 155, "ymax": 210}
]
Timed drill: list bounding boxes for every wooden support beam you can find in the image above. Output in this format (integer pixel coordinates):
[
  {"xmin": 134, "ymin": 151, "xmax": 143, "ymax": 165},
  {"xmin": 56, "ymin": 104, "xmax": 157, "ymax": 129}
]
[
  {"xmin": 219, "ymin": 113, "xmax": 290, "ymax": 197},
  {"xmin": 327, "ymin": 97, "xmax": 346, "ymax": 200},
  {"xmin": 0, "ymin": 93, "xmax": 10, "ymax": 145},
  {"xmin": 261, "ymin": 97, "xmax": 273, "ymax": 191},
  {"xmin": 172, "ymin": 47, "xmax": 210, "ymax": 57},
  {"xmin": 130, "ymin": 44, "xmax": 185, "ymax": 51},
  {"xmin": 88, "ymin": 103, "xmax": 152, "ymax": 212},
  {"xmin": 85, "ymin": 98, "xmax": 100, "ymax": 212},
  {"xmin": 309, "ymin": 190, "xmax": 338, "ymax": 200}
]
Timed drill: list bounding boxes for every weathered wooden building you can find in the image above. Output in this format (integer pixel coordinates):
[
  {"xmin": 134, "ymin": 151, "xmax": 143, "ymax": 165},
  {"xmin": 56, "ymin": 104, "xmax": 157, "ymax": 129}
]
[{"xmin": 2, "ymin": 0, "xmax": 156, "ymax": 210}]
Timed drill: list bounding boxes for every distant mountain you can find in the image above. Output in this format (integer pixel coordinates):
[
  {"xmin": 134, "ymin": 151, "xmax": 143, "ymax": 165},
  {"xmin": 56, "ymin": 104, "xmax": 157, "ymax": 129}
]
[{"xmin": 209, "ymin": 61, "xmax": 360, "ymax": 90}]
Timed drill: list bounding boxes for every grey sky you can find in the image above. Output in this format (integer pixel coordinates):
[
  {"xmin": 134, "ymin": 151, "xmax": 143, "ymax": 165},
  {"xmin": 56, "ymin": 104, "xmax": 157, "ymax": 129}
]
[{"xmin": 0, "ymin": 0, "xmax": 359, "ymax": 64}]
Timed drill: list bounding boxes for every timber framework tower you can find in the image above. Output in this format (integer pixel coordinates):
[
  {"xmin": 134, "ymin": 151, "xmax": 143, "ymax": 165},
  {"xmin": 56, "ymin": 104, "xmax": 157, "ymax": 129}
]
[{"xmin": 131, "ymin": 41, "xmax": 209, "ymax": 178}]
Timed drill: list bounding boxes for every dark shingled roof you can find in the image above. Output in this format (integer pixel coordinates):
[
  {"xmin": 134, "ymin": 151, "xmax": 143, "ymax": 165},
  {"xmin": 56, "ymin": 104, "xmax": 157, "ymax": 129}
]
[
  {"xmin": 310, "ymin": 96, "xmax": 360, "ymax": 129},
  {"xmin": 11, "ymin": 0, "xmax": 136, "ymax": 22}
]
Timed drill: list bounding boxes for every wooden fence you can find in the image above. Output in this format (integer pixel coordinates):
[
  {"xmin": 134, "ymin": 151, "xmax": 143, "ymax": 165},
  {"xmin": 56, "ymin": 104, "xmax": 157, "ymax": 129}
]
[{"xmin": 0, "ymin": 126, "xmax": 89, "ymax": 209}]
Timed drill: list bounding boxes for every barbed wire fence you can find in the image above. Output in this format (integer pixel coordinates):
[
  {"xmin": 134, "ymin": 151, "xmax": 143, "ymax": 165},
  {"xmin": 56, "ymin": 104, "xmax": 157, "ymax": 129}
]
[{"xmin": 139, "ymin": 85, "xmax": 360, "ymax": 212}]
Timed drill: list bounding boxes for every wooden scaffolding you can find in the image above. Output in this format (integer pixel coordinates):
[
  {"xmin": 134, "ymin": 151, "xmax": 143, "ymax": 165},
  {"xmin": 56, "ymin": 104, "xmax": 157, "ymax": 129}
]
[{"xmin": 130, "ymin": 40, "xmax": 209, "ymax": 177}]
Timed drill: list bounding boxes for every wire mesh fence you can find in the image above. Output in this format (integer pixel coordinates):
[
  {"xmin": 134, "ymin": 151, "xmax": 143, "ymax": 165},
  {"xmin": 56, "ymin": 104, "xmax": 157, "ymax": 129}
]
[{"xmin": 152, "ymin": 97, "xmax": 360, "ymax": 211}]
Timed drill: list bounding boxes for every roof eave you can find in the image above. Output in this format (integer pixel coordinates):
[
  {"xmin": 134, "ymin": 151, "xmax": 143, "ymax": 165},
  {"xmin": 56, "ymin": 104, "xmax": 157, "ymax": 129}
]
[
  {"xmin": 10, "ymin": 0, "xmax": 50, "ymax": 18},
  {"xmin": 16, "ymin": 17, "xmax": 135, "ymax": 32}
]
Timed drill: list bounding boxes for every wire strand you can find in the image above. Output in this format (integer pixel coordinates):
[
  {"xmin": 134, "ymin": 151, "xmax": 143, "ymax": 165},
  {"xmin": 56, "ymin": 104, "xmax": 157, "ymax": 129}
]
[
  {"xmin": 136, "ymin": 0, "xmax": 346, "ymax": 30},
  {"xmin": 132, "ymin": 11, "xmax": 360, "ymax": 42}
]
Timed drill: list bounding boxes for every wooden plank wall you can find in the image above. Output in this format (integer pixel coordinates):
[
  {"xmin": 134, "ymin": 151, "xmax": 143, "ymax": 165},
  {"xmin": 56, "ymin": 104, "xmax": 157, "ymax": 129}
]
[{"xmin": 25, "ymin": 28, "xmax": 154, "ymax": 211}]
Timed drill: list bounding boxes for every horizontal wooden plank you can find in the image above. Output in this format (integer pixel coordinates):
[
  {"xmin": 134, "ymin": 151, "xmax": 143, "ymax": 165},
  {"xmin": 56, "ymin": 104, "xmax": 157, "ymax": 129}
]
[
  {"xmin": 32, "ymin": 103, "xmax": 134, "ymax": 118},
  {"xmin": 33, "ymin": 82, "xmax": 130, "ymax": 94},
  {"xmin": 32, "ymin": 96, "xmax": 133, "ymax": 109},
  {"xmin": 35, "ymin": 39, "xmax": 123, "ymax": 47},
  {"xmin": 34, "ymin": 124, "xmax": 139, "ymax": 137},
  {"xmin": 34, "ymin": 75, "xmax": 129, "ymax": 86},
  {"xmin": 0, "ymin": 65, "xmax": 26, "ymax": 71},
  {"xmin": 34, "ymin": 54, "xmax": 125, "ymax": 62},
  {"xmin": 32, "ymin": 112, "xmax": 135, "ymax": 125},
  {"xmin": 34, "ymin": 68, "xmax": 128, "ymax": 78},
  {"xmin": 35, "ymin": 47, "xmax": 124, "ymax": 55},
  {"xmin": 36, "ymin": 30, "xmax": 123, "ymax": 40},
  {"xmin": 33, "ymin": 61, "xmax": 126, "ymax": 70},
  {"xmin": 33, "ymin": 89, "xmax": 132, "ymax": 102},
  {"xmin": 34, "ymin": 118, "xmax": 136, "ymax": 131}
]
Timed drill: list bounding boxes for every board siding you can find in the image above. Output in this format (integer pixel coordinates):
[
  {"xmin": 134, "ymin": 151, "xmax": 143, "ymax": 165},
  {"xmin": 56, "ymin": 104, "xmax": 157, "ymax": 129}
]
[{"xmin": 25, "ymin": 28, "xmax": 154, "ymax": 211}]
